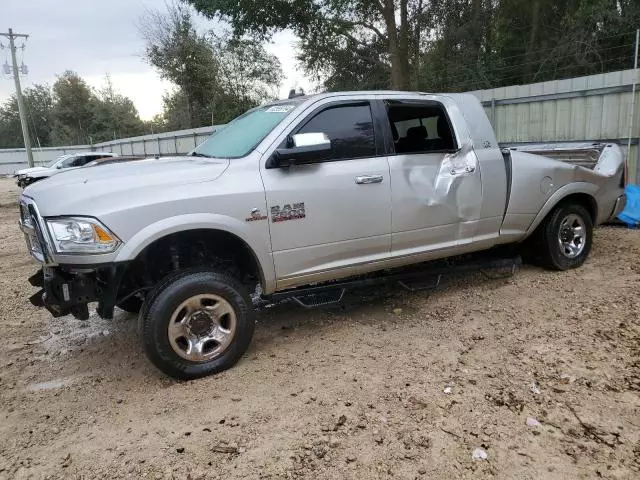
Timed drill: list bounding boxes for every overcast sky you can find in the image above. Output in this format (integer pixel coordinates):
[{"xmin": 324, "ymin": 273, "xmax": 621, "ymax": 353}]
[{"xmin": 1, "ymin": 0, "xmax": 312, "ymax": 120}]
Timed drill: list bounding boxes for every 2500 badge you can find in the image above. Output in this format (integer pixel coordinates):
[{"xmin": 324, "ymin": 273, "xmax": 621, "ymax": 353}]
[{"xmin": 271, "ymin": 202, "xmax": 305, "ymax": 222}]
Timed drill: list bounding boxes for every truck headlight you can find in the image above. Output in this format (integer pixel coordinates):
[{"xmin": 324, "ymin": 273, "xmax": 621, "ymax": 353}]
[{"xmin": 46, "ymin": 217, "xmax": 120, "ymax": 254}]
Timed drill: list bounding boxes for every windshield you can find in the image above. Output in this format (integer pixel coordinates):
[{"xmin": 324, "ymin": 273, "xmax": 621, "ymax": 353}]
[
  {"xmin": 193, "ymin": 102, "xmax": 300, "ymax": 158},
  {"xmin": 47, "ymin": 154, "xmax": 72, "ymax": 168}
]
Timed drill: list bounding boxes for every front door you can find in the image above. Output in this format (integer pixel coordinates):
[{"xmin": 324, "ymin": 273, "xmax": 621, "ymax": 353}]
[
  {"xmin": 260, "ymin": 99, "xmax": 391, "ymax": 289},
  {"xmin": 383, "ymin": 99, "xmax": 483, "ymax": 258}
]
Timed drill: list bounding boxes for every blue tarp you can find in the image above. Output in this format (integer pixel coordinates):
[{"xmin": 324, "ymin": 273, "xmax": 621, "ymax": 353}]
[{"xmin": 618, "ymin": 184, "xmax": 640, "ymax": 227}]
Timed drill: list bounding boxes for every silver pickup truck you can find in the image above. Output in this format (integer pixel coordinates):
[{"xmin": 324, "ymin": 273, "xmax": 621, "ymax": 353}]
[{"xmin": 19, "ymin": 91, "xmax": 626, "ymax": 379}]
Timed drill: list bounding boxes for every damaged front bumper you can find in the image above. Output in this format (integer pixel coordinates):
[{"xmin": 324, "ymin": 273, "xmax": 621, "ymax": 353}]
[
  {"xmin": 19, "ymin": 198, "xmax": 129, "ymax": 320},
  {"xmin": 28, "ymin": 264, "xmax": 128, "ymax": 320}
]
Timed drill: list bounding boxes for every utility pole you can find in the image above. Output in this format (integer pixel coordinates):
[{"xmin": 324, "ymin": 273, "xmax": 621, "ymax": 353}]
[{"xmin": 1, "ymin": 28, "xmax": 33, "ymax": 167}]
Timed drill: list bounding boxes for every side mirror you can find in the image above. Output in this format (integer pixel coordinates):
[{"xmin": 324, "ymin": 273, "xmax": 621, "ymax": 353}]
[{"xmin": 266, "ymin": 133, "xmax": 332, "ymax": 169}]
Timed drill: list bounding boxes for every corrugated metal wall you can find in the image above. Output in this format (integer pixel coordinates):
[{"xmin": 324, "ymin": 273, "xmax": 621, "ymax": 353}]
[
  {"xmin": 469, "ymin": 69, "xmax": 640, "ymax": 182},
  {"xmin": 95, "ymin": 125, "xmax": 218, "ymax": 158}
]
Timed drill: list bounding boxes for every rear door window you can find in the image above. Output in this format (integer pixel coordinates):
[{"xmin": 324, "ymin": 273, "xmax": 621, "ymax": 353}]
[{"xmin": 385, "ymin": 101, "xmax": 457, "ymax": 154}]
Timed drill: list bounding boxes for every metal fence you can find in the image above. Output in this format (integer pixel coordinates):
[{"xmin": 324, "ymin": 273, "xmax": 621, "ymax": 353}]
[
  {"xmin": 1, "ymin": 68, "xmax": 639, "ymax": 181},
  {"xmin": 94, "ymin": 125, "xmax": 220, "ymax": 158},
  {"xmin": 0, "ymin": 125, "xmax": 220, "ymax": 175}
]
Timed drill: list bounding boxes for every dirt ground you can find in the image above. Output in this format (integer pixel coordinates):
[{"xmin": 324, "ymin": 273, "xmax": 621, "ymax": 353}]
[{"xmin": 0, "ymin": 176, "xmax": 639, "ymax": 480}]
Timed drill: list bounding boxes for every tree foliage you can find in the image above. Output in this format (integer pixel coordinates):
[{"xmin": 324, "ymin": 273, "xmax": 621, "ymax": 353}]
[
  {"xmin": 51, "ymin": 71, "xmax": 94, "ymax": 145},
  {"xmin": 0, "ymin": 84, "xmax": 53, "ymax": 149},
  {"xmin": 186, "ymin": 0, "xmax": 429, "ymax": 89},
  {"xmin": 187, "ymin": 0, "xmax": 640, "ymax": 92},
  {"xmin": 90, "ymin": 76, "xmax": 145, "ymax": 142},
  {"xmin": 0, "ymin": 72, "xmax": 145, "ymax": 148},
  {"xmin": 419, "ymin": 0, "xmax": 640, "ymax": 92},
  {"xmin": 139, "ymin": 2, "xmax": 282, "ymax": 130}
]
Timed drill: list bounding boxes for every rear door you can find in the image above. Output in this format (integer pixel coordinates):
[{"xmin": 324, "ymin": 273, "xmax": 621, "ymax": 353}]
[
  {"xmin": 260, "ymin": 98, "xmax": 392, "ymax": 289},
  {"xmin": 380, "ymin": 98, "xmax": 483, "ymax": 258}
]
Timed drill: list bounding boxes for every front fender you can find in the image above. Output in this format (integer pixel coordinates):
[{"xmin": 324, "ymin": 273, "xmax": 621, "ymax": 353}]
[
  {"xmin": 525, "ymin": 182, "xmax": 597, "ymax": 236},
  {"xmin": 113, "ymin": 213, "xmax": 276, "ymax": 293}
]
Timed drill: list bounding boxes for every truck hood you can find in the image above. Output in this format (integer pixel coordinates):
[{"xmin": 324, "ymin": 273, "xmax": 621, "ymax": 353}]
[{"xmin": 24, "ymin": 156, "xmax": 230, "ymax": 216}]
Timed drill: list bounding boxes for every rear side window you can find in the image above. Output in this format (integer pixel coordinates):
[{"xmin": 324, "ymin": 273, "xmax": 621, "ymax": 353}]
[
  {"xmin": 385, "ymin": 101, "xmax": 457, "ymax": 154},
  {"xmin": 296, "ymin": 104, "xmax": 376, "ymax": 160},
  {"xmin": 72, "ymin": 156, "xmax": 92, "ymax": 167}
]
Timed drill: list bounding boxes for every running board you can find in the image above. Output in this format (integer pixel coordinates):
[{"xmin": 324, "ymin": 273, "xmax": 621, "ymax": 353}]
[
  {"xmin": 397, "ymin": 274, "xmax": 441, "ymax": 292},
  {"xmin": 291, "ymin": 288, "xmax": 346, "ymax": 309},
  {"xmin": 261, "ymin": 255, "xmax": 521, "ymax": 309}
]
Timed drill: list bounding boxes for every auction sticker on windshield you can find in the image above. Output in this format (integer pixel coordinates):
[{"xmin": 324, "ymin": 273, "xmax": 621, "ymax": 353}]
[{"xmin": 266, "ymin": 106, "xmax": 295, "ymax": 113}]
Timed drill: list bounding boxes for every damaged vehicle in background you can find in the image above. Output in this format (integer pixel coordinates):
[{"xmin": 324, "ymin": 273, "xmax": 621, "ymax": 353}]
[
  {"xmin": 14, "ymin": 151, "xmax": 116, "ymax": 188},
  {"xmin": 19, "ymin": 91, "xmax": 626, "ymax": 380}
]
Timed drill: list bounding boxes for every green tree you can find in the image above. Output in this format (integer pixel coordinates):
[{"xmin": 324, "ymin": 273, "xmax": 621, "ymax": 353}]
[
  {"xmin": 51, "ymin": 71, "xmax": 94, "ymax": 145},
  {"xmin": 186, "ymin": 0, "xmax": 430, "ymax": 90},
  {"xmin": 416, "ymin": 0, "xmax": 497, "ymax": 92},
  {"xmin": 139, "ymin": 2, "xmax": 282, "ymax": 129},
  {"xmin": 210, "ymin": 34, "xmax": 282, "ymax": 117},
  {"xmin": 90, "ymin": 76, "xmax": 145, "ymax": 142},
  {"xmin": 159, "ymin": 89, "xmax": 195, "ymax": 131},
  {"xmin": 139, "ymin": 2, "xmax": 219, "ymax": 128},
  {"xmin": 0, "ymin": 84, "xmax": 54, "ymax": 148},
  {"xmin": 418, "ymin": 0, "xmax": 640, "ymax": 92},
  {"xmin": 297, "ymin": 21, "xmax": 391, "ymax": 91}
]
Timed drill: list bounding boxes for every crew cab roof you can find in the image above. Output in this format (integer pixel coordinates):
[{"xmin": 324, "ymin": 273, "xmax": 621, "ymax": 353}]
[{"xmin": 266, "ymin": 90, "xmax": 498, "ymax": 152}]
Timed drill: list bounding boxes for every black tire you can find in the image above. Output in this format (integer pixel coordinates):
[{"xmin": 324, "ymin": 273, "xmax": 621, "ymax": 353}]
[
  {"xmin": 139, "ymin": 269, "xmax": 254, "ymax": 380},
  {"xmin": 536, "ymin": 203, "xmax": 593, "ymax": 270},
  {"xmin": 117, "ymin": 295, "xmax": 144, "ymax": 314}
]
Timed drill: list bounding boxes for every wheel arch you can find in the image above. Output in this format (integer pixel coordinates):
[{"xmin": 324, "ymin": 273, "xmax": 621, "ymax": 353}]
[
  {"xmin": 525, "ymin": 183, "xmax": 598, "ymax": 237},
  {"xmin": 114, "ymin": 214, "xmax": 275, "ymax": 293}
]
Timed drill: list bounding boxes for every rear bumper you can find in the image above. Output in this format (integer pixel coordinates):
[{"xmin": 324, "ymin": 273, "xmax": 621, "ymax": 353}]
[{"xmin": 610, "ymin": 193, "xmax": 626, "ymax": 221}]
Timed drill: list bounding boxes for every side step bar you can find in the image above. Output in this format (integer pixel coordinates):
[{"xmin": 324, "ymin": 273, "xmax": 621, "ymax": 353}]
[{"xmin": 261, "ymin": 255, "xmax": 521, "ymax": 309}]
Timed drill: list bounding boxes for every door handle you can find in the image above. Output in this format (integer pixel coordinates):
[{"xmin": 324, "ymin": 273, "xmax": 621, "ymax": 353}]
[{"xmin": 355, "ymin": 175, "xmax": 383, "ymax": 184}]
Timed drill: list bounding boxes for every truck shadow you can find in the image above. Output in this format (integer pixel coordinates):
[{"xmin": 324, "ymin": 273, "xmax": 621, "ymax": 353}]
[
  {"xmin": 248, "ymin": 262, "xmax": 535, "ymax": 354},
  {"xmin": 33, "ymin": 261, "xmax": 541, "ymax": 384}
]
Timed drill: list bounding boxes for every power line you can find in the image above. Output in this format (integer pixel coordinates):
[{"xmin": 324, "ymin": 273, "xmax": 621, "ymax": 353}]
[
  {"xmin": 484, "ymin": 43, "xmax": 635, "ymax": 75},
  {"xmin": 441, "ymin": 47, "xmax": 633, "ymax": 90},
  {"xmin": 441, "ymin": 42, "xmax": 637, "ymax": 91},
  {"xmin": 444, "ymin": 55, "xmax": 634, "ymax": 92},
  {"xmin": 462, "ymin": 54, "xmax": 634, "ymax": 90},
  {"xmin": 484, "ymin": 30, "xmax": 638, "ymax": 64}
]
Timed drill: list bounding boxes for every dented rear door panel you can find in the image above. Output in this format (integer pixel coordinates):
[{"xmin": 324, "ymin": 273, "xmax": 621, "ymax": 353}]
[
  {"xmin": 388, "ymin": 147, "xmax": 482, "ymax": 256},
  {"xmin": 380, "ymin": 95, "xmax": 495, "ymax": 260}
]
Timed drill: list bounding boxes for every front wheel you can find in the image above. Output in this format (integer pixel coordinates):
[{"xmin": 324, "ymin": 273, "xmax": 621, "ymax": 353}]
[
  {"xmin": 139, "ymin": 269, "xmax": 254, "ymax": 380},
  {"xmin": 537, "ymin": 203, "xmax": 593, "ymax": 270},
  {"xmin": 117, "ymin": 295, "xmax": 143, "ymax": 314}
]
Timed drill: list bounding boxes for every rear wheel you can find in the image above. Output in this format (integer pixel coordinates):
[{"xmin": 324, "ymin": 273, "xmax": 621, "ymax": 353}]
[
  {"xmin": 139, "ymin": 269, "xmax": 254, "ymax": 380},
  {"xmin": 537, "ymin": 203, "xmax": 593, "ymax": 270}
]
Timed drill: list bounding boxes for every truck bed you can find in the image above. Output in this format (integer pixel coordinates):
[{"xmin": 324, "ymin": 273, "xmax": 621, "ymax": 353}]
[{"xmin": 503, "ymin": 142, "xmax": 607, "ymax": 169}]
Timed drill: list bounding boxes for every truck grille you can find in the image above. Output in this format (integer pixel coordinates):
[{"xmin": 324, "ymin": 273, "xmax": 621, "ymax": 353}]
[{"xmin": 19, "ymin": 201, "xmax": 47, "ymax": 263}]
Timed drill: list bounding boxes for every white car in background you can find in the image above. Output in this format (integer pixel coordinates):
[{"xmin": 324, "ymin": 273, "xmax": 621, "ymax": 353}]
[{"xmin": 14, "ymin": 151, "xmax": 116, "ymax": 188}]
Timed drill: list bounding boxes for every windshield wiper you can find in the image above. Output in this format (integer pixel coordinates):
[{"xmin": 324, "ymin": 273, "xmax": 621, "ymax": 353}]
[{"xmin": 190, "ymin": 151, "xmax": 212, "ymax": 158}]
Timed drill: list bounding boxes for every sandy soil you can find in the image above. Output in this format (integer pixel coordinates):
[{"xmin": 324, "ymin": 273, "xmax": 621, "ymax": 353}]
[{"xmin": 0, "ymin": 177, "xmax": 638, "ymax": 479}]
